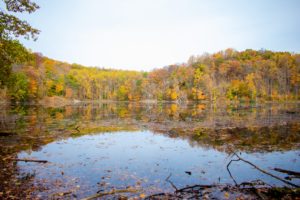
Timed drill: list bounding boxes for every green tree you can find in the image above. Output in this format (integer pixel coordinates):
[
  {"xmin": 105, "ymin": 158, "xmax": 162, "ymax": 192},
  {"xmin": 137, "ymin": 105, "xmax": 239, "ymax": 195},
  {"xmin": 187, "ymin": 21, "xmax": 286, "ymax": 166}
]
[
  {"xmin": 7, "ymin": 71, "xmax": 29, "ymax": 101},
  {"xmin": 0, "ymin": 39, "xmax": 31, "ymax": 86},
  {"xmin": 0, "ymin": 0, "xmax": 39, "ymax": 87}
]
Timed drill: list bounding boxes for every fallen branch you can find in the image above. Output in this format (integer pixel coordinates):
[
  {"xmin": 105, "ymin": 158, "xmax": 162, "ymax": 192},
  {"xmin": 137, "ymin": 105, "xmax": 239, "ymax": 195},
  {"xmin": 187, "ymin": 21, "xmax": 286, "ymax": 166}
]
[
  {"xmin": 238, "ymin": 180, "xmax": 271, "ymax": 188},
  {"xmin": 81, "ymin": 188, "xmax": 139, "ymax": 200},
  {"xmin": 285, "ymin": 175, "xmax": 300, "ymax": 180},
  {"xmin": 226, "ymin": 158, "xmax": 240, "ymax": 185},
  {"xmin": 273, "ymin": 168, "xmax": 300, "ymax": 177},
  {"xmin": 176, "ymin": 184, "xmax": 214, "ymax": 194},
  {"xmin": 166, "ymin": 173, "xmax": 178, "ymax": 191},
  {"xmin": 228, "ymin": 153, "xmax": 299, "ymax": 188},
  {"xmin": 11, "ymin": 159, "xmax": 48, "ymax": 163}
]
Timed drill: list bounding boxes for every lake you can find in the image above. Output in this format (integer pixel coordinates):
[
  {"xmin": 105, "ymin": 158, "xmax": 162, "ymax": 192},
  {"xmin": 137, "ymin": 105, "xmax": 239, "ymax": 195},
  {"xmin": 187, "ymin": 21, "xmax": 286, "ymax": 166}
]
[{"xmin": 0, "ymin": 102, "xmax": 299, "ymax": 199}]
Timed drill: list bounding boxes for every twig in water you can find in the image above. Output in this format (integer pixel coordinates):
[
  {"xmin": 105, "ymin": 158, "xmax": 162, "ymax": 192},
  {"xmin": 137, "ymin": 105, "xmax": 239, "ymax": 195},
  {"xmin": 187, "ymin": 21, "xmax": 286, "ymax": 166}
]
[
  {"xmin": 226, "ymin": 158, "xmax": 240, "ymax": 186},
  {"xmin": 166, "ymin": 173, "xmax": 178, "ymax": 191}
]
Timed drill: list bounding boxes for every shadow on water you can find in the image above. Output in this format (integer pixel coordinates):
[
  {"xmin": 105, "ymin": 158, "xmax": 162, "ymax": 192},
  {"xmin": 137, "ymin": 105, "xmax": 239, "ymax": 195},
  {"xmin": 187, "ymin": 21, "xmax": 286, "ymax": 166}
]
[{"xmin": 0, "ymin": 102, "xmax": 299, "ymax": 198}]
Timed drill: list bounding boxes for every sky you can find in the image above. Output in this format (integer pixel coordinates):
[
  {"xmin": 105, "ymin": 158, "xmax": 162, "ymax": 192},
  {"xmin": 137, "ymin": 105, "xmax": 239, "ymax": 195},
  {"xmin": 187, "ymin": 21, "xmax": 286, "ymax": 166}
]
[{"xmin": 16, "ymin": 0, "xmax": 300, "ymax": 71}]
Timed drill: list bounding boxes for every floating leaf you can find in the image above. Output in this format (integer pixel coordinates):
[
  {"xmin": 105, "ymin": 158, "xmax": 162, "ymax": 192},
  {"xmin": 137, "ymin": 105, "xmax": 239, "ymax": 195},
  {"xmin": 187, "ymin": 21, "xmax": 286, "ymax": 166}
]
[{"xmin": 224, "ymin": 192, "xmax": 230, "ymax": 199}]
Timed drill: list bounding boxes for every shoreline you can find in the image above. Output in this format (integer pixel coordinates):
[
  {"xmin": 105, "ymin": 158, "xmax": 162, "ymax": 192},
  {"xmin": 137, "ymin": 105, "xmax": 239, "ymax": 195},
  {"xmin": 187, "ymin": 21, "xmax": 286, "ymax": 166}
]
[{"xmin": 1, "ymin": 97, "xmax": 300, "ymax": 108}]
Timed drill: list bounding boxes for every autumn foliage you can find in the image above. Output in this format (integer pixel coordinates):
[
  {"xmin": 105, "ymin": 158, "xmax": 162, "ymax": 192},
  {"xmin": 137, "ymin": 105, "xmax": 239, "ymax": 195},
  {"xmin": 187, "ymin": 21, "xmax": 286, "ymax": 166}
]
[{"xmin": 2, "ymin": 49, "xmax": 300, "ymax": 102}]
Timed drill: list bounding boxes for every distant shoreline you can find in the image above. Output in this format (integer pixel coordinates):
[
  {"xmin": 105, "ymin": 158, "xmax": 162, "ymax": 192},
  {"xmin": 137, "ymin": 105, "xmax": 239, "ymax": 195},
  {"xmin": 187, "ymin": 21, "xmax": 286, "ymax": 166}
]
[{"xmin": 1, "ymin": 96, "xmax": 300, "ymax": 108}]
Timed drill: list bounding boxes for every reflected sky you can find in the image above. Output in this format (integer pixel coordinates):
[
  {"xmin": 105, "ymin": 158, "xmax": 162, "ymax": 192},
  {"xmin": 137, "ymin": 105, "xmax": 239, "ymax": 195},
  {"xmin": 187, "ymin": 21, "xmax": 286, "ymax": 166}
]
[{"xmin": 18, "ymin": 130, "xmax": 300, "ymax": 198}]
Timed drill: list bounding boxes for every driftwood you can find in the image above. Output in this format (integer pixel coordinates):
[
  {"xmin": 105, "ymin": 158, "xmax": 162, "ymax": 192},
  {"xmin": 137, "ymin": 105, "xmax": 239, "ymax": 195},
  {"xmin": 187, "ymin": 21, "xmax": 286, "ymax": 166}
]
[
  {"xmin": 11, "ymin": 158, "xmax": 48, "ymax": 163},
  {"xmin": 227, "ymin": 152, "xmax": 300, "ymax": 188},
  {"xmin": 81, "ymin": 188, "xmax": 139, "ymax": 200}
]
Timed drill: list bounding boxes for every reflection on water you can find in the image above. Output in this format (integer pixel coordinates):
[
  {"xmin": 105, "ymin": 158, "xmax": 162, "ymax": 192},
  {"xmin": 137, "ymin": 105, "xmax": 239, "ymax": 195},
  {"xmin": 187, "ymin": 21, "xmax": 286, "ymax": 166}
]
[
  {"xmin": 18, "ymin": 131, "xmax": 300, "ymax": 198},
  {"xmin": 0, "ymin": 102, "xmax": 299, "ymax": 198}
]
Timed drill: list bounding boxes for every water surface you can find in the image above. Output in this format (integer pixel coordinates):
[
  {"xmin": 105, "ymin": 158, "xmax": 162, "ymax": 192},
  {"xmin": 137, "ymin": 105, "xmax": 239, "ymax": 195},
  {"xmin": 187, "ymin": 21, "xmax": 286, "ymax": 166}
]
[{"xmin": 0, "ymin": 102, "xmax": 299, "ymax": 198}]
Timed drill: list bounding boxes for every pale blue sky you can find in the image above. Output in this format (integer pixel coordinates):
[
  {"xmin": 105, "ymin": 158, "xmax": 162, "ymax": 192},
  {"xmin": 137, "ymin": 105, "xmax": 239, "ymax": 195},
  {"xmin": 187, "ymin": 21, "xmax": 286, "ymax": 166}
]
[{"xmin": 17, "ymin": 0, "xmax": 300, "ymax": 71}]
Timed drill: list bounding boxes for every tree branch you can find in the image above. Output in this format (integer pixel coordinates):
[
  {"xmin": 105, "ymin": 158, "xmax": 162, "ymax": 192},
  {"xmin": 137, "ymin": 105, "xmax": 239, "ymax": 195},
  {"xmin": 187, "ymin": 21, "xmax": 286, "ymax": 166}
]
[{"xmin": 229, "ymin": 153, "xmax": 299, "ymax": 188}]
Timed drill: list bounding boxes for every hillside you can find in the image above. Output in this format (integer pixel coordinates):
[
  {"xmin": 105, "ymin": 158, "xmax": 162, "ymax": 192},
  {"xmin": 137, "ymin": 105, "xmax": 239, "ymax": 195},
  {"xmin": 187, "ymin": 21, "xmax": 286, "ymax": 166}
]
[{"xmin": 2, "ymin": 49, "xmax": 299, "ymax": 103}]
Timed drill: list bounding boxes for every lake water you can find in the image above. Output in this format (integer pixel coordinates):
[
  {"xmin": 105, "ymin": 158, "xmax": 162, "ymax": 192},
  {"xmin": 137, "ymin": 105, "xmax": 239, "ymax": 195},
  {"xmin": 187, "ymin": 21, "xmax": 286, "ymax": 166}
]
[{"xmin": 0, "ymin": 102, "xmax": 299, "ymax": 198}]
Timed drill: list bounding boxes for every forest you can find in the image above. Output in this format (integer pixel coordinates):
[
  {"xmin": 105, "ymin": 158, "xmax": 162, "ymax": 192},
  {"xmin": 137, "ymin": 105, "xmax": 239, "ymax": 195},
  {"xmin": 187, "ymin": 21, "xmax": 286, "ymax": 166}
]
[{"xmin": 1, "ymin": 49, "xmax": 299, "ymax": 103}]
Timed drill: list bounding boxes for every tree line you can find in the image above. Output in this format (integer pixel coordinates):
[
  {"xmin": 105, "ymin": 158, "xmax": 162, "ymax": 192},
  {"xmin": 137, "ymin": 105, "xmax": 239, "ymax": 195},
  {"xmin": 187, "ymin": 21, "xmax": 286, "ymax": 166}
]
[
  {"xmin": 1, "ymin": 48, "xmax": 299, "ymax": 103},
  {"xmin": 1, "ymin": 1, "xmax": 299, "ymax": 103}
]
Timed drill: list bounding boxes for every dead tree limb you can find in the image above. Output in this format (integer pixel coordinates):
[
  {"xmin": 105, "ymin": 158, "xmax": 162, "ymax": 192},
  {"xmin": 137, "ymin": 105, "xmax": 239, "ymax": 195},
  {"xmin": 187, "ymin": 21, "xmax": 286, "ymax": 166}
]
[
  {"xmin": 166, "ymin": 173, "xmax": 178, "ymax": 191},
  {"xmin": 11, "ymin": 159, "xmax": 48, "ymax": 163},
  {"xmin": 226, "ymin": 158, "xmax": 240, "ymax": 186},
  {"xmin": 273, "ymin": 168, "xmax": 300, "ymax": 177},
  {"xmin": 228, "ymin": 153, "xmax": 299, "ymax": 188}
]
